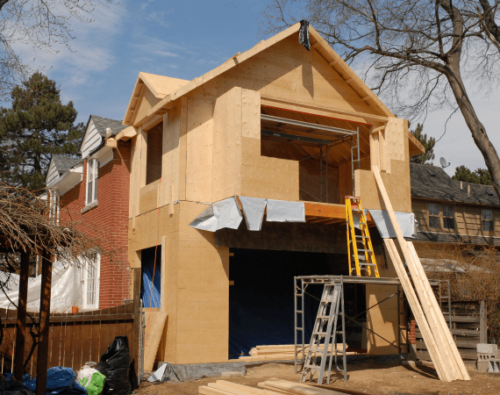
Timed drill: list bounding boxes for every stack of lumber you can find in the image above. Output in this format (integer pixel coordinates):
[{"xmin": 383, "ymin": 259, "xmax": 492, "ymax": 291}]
[
  {"xmin": 373, "ymin": 167, "xmax": 471, "ymax": 382},
  {"xmin": 199, "ymin": 379, "xmax": 347, "ymax": 395},
  {"xmin": 237, "ymin": 344, "xmax": 345, "ymax": 362}
]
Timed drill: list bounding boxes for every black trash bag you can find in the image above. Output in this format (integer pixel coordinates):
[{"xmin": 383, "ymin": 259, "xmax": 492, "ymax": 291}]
[
  {"xmin": 0, "ymin": 380, "xmax": 34, "ymax": 395},
  {"xmin": 97, "ymin": 336, "xmax": 132, "ymax": 395}
]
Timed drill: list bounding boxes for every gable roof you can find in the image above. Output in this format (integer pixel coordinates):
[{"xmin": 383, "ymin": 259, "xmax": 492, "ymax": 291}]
[
  {"xmin": 410, "ymin": 163, "xmax": 498, "ymax": 206},
  {"xmin": 91, "ymin": 115, "xmax": 128, "ymax": 138},
  {"xmin": 52, "ymin": 155, "xmax": 82, "ymax": 174},
  {"xmin": 123, "ymin": 23, "xmax": 395, "ymax": 128},
  {"xmin": 124, "ymin": 73, "xmax": 190, "ymax": 125}
]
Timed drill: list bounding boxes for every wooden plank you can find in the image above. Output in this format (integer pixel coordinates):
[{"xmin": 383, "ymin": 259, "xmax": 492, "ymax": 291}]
[
  {"xmin": 384, "ymin": 239, "xmax": 450, "ymax": 382},
  {"xmin": 407, "ymin": 241, "xmax": 471, "ymax": 381},
  {"xmin": 304, "ymin": 203, "xmax": 345, "ymax": 219},
  {"xmin": 213, "ymin": 381, "xmax": 262, "ymax": 395},
  {"xmin": 199, "ymin": 386, "xmax": 231, "ymax": 395},
  {"xmin": 373, "ymin": 167, "xmax": 466, "ymax": 381},
  {"xmin": 143, "ymin": 311, "xmax": 167, "ymax": 371},
  {"xmin": 178, "ymin": 97, "xmax": 188, "ymax": 201},
  {"xmin": 417, "ymin": 348, "xmax": 478, "ymax": 361}
]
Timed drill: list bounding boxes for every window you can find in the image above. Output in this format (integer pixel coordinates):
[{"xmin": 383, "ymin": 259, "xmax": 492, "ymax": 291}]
[
  {"xmin": 86, "ymin": 159, "xmax": 99, "ymax": 205},
  {"xmin": 482, "ymin": 209, "xmax": 494, "ymax": 232},
  {"xmin": 429, "ymin": 203, "xmax": 441, "ymax": 229},
  {"xmin": 81, "ymin": 251, "xmax": 100, "ymax": 309},
  {"xmin": 49, "ymin": 191, "xmax": 60, "ymax": 224},
  {"xmin": 442, "ymin": 205, "xmax": 455, "ymax": 230}
]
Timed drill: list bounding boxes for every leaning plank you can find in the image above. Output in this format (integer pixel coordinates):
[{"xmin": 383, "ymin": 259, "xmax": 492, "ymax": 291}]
[
  {"xmin": 384, "ymin": 240, "xmax": 450, "ymax": 382},
  {"xmin": 372, "ymin": 166, "xmax": 465, "ymax": 381},
  {"xmin": 143, "ymin": 311, "xmax": 167, "ymax": 371},
  {"xmin": 407, "ymin": 241, "xmax": 471, "ymax": 380}
]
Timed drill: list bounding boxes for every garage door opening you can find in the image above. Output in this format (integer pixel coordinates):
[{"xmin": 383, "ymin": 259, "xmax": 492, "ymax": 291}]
[{"xmin": 228, "ymin": 248, "xmax": 366, "ymax": 359}]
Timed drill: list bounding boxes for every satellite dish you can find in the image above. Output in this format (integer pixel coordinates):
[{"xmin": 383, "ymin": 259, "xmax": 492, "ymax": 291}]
[
  {"xmin": 105, "ymin": 127, "xmax": 112, "ymax": 139},
  {"xmin": 440, "ymin": 157, "xmax": 450, "ymax": 169}
]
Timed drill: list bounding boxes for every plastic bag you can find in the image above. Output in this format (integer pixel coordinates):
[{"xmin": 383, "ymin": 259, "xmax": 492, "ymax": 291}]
[
  {"xmin": 24, "ymin": 366, "xmax": 87, "ymax": 395},
  {"xmin": 0, "ymin": 380, "xmax": 34, "ymax": 395},
  {"xmin": 97, "ymin": 336, "xmax": 131, "ymax": 395},
  {"xmin": 77, "ymin": 366, "xmax": 106, "ymax": 395}
]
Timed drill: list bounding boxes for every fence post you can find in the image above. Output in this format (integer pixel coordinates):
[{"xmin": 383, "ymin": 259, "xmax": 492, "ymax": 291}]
[
  {"xmin": 14, "ymin": 251, "xmax": 31, "ymax": 380},
  {"xmin": 36, "ymin": 249, "xmax": 53, "ymax": 395},
  {"xmin": 480, "ymin": 300, "xmax": 487, "ymax": 344}
]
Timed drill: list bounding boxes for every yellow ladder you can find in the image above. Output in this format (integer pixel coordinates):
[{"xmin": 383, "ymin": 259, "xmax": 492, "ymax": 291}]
[{"xmin": 346, "ymin": 196, "xmax": 380, "ymax": 277}]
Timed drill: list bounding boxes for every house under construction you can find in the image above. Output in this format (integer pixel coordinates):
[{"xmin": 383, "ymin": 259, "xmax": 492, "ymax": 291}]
[{"xmin": 112, "ymin": 22, "xmax": 429, "ymax": 366}]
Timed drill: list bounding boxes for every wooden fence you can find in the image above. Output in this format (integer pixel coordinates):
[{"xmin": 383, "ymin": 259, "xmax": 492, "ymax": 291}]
[
  {"xmin": 0, "ymin": 302, "xmax": 140, "ymax": 377},
  {"xmin": 416, "ymin": 300, "xmax": 487, "ymax": 360}
]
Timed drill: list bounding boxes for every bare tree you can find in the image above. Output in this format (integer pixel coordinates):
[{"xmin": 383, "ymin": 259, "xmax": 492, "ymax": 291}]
[
  {"xmin": 0, "ymin": 0, "xmax": 114, "ymax": 98},
  {"xmin": 262, "ymin": 0, "xmax": 500, "ymax": 199}
]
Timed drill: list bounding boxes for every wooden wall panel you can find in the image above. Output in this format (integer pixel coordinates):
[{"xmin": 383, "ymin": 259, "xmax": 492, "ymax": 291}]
[
  {"xmin": 212, "ymin": 87, "xmax": 243, "ymax": 201},
  {"xmin": 133, "ymin": 88, "xmax": 161, "ymax": 126},
  {"xmin": 174, "ymin": 201, "xmax": 229, "ymax": 364},
  {"xmin": 385, "ymin": 118, "xmax": 408, "ymax": 174},
  {"xmin": 161, "ymin": 109, "xmax": 180, "ymax": 206},
  {"xmin": 186, "ymin": 97, "xmax": 214, "ymax": 202}
]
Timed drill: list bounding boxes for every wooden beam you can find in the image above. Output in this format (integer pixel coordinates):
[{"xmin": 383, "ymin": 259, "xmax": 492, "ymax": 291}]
[
  {"xmin": 304, "ymin": 203, "xmax": 345, "ymax": 219},
  {"xmin": 14, "ymin": 251, "xmax": 30, "ymax": 381},
  {"xmin": 131, "ymin": 267, "xmax": 141, "ymax": 380},
  {"xmin": 36, "ymin": 249, "xmax": 53, "ymax": 395},
  {"xmin": 105, "ymin": 138, "xmax": 117, "ymax": 148},
  {"xmin": 115, "ymin": 126, "xmax": 138, "ymax": 142}
]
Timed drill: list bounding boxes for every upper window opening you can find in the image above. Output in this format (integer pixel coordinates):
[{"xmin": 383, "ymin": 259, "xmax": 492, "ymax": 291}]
[
  {"xmin": 146, "ymin": 122, "xmax": 163, "ymax": 185},
  {"xmin": 86, "ymin": 159, "xmax": 99, "ymax": 205}
]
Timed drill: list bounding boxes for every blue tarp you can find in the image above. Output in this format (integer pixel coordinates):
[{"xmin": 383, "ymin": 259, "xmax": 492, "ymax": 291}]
[
  {"xmin": 141, "ymin": 246, "xmax": 162, "ymax": 308},
  {"xmin": 24, "ymin": 367, "xmax": 87, "ymax": 395},
  {"xmin": 228, "ymin": 249, "xmax": 329, "ymax": 358}
]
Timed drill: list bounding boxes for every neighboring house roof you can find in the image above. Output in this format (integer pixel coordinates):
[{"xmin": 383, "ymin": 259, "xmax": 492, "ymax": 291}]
[
  {"xmin": 52, "ymin": 155, "xmax": 82, "ymax": 175},
  {"xmin": 410, "ymin": 163, "xmax": 498, "ymax": 206},
  {"xmin": 90, "ymin": 115, "xmax": 128, "ymax": 138}
]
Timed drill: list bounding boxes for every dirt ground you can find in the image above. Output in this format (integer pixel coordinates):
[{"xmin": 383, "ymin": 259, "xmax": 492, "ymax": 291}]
[{"xmin": 136, "ymin": 360, "xmax": 500, "ymax": 395}]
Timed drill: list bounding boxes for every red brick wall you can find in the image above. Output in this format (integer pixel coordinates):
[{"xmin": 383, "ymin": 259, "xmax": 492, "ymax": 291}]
[
  {"xmin": 59, "ymin": 141, "xmax": 131, "ymax": 309},
  {"xmin": 408, "ymin": 318, "xmax": 416, "ymax": 345}
]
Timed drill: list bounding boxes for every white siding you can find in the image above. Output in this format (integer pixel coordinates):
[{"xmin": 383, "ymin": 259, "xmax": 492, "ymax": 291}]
[
  {"xmin": 81, "ymin": 120, "xmax": 103, "ymax": 158},
  {"xmin": 46, "ymin": 159, "xmax": 60, "ymax": 186}
]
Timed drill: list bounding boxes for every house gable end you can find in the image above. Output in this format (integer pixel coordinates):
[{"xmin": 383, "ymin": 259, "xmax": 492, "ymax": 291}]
[
  {"xmin": 81, "ymin": 119, "xmax": 102, "ymax": 158},
  {"xmin": 46, "ymin": 158, "xmax": 60, "ymax": 187}
]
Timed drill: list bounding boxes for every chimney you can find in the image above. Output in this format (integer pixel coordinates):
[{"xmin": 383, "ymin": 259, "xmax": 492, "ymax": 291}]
[
  {"xmin": 460, "ymin": 181, "xmax": 463, "ymax": 189},
  {"xmin": 467, "ymin": 184, "xmax": 471, "ymax": 197}
]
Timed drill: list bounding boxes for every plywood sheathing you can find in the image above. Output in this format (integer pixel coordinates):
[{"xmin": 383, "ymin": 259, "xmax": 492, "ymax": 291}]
[
  {"xmin": 143, "ymin": 310, "xmax": 168, "ymax": 371},
  {"xmin": 123, "ymin": 73, "xmax": 189, "ymax": 125}
]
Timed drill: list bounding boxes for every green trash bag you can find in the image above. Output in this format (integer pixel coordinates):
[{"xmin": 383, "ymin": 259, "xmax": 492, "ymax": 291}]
[{"xmin": 78, "ymin": 366, "xmax": 106, "ymax": 395}]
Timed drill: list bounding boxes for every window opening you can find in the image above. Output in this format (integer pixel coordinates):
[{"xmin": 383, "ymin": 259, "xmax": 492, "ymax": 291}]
[
  {"xmin": 260, "ymin": 113, "xmax": 358, "ymax": 202},
  {"xmin": 81, "ymin": 251, "xmax": 100, "ymax": 309},
  {"xmin": 442, "ymin": 205, "xmax": 454, "ymax": 230},
  {"xmin": 429, "ymin": 203, "xmax": 440, "ymax": 229},
  {"xmin": 146, "ymin": 123, "xmax": 163, "ymax": 185},
  {"xmin": 86, "ymin": 158, "xmax": 99, "ymax": 205},
  {"xmin": 482, "ymin": 209, "xmax": 494, "ymax": 232}
]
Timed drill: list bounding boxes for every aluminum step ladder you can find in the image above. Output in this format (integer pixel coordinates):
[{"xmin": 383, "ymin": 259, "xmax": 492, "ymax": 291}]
[
  {"xmin": 346, "ymin": 196, "xmax": 380, "ymax": 277},
  {"xmin": 300, "ymin": 279, "xmax": 347, "ymax": 384}
]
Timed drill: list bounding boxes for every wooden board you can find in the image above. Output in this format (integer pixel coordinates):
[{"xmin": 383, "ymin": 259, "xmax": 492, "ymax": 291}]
[
  {"xmin": 373, "ymin": 166, "xmax": 470, "ymax": 381},
  {"xmin": 143, "ymin": 311, "xmax": 167, "ymax": 371}
]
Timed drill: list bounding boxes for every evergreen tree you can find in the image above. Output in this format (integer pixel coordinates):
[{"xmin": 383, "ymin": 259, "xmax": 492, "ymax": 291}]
[
  {"xmin": 410, "ymin": 123, "xmax": 435, "ymax": 165},
  {"xmin": 452, "ymin": 166, "xmax": 492, "ymax": 185},
  {"xmin": 0, "ymin": 73, "xmax": 84, "ymax": 190}
]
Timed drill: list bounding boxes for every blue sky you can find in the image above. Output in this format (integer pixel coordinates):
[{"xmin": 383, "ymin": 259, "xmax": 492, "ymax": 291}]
[
  {"xmin": 11, "ymin": 0, "xmax": 500, "ymax": 176},
  {"xmin": 18, "ymin": 0, "xmax": 269, "ymax": 123}
]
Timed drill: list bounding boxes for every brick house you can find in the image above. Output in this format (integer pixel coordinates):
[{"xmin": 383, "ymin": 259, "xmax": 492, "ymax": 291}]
[{"xmin": 46, "ymin": 115, "xmax": 131, "ymax": 310}]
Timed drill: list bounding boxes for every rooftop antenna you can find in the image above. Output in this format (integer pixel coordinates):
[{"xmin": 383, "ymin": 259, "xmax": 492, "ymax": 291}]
[{"xmin": 440, "ymin": 157, "xmax": 450, "ymax": 169}]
